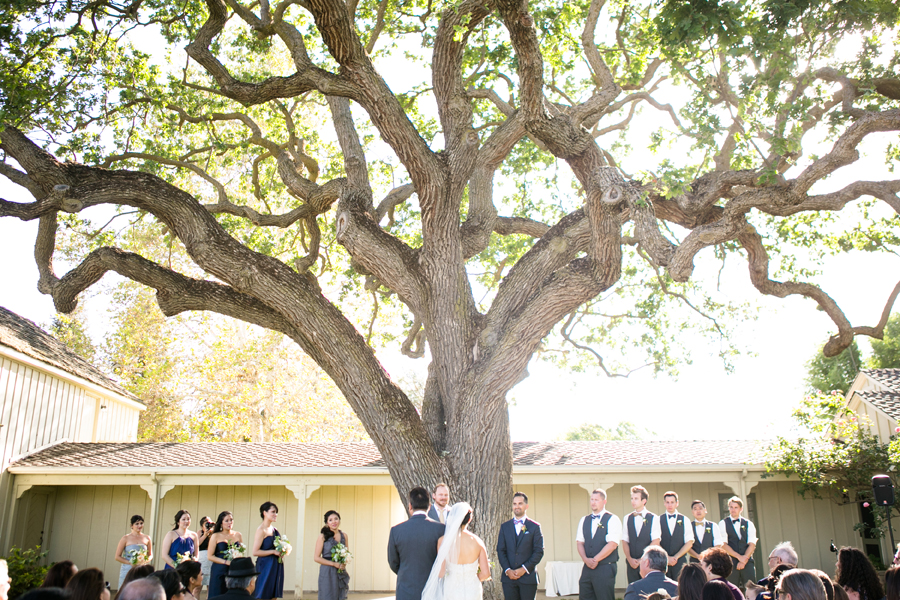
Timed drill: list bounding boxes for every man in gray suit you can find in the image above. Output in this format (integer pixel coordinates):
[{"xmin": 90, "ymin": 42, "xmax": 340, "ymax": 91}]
[
  {"xmin": 388, "ymin": 486, "xmax": 446, "ymax": 600},
  {"xmin": 623, "ymin": 546, "xmax": 679, "ymax": 600}
]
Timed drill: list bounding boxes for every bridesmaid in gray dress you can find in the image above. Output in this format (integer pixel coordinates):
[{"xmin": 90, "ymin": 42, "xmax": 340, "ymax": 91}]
[
  {"xmin": 313, "ymin": 510, "xmax": 350, "ymax": 600},
  {"xmin": 113, "ymin": 515, "xmax": 153, "ymax": 589}
]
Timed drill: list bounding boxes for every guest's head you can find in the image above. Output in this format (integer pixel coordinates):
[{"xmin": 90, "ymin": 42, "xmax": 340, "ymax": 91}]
[
  {"xmin": 808, "ymin": 569, "xmax": 835, "ymax": 600},
  {"xmin": 631, "ymin": 485, "xmax": 649, "ymax": 511},
  {"xmin": 777, "ymin": 569, "xmax": 828, "ymax": 600},
  {"xmin": 766, "ymin": 565, "xmax": 796, "ymax": 593},
  {"xmin": 703, "ymin": 580, "xmax": 737, "ymax": 600},
  {"xmin": 745, "ymin": 581, "xmax": 766, "ymax": 600},
  {"xmin": 678, "ymin": 563, "xmax": 708, "ymax": 600},
  {"xmin": 130, "ymin": 516, "xmax": 144, "ymax": 534},
  {"xmin": 44, "ymin": 561, "xmax": 78, "ymax": 588},
  {"xmin": 225, "ymin": 559, "xmax": 258, "ymax": 594},
  {"xmin": 259, "ymin": 502, "xmax": 278, "ymax": 521},
  {"xmin": 117, "ymin": 578, "xmax": 165, "ymax": 600},
  {"xmin": 66, "ymin": 568, "xmax": 108, "ymax": 600},
  {"xmin": 114, "ymin": 566, "xmax": 154, "ymax": 600},
  {"xmin": 174, "ymin": 561, "xmax": 202, "ymax": 594},
  {"xmin": 409, "ymin": 487, "xmax": 430, "ymax": 511},
  {"xmin": 640, "ymin": 546, "xmax": 669, "ymax": 578},
  {"xmin": 432, "ymin": 483, "xmax": 450, "ymax": 509},
  {"xmin": 172, "ymin": 510, "xmax": 190, "ymax": 531},
  {"xmin": 768, "ymin": 542, "xmax": 799, "ymax": 573},
  {"xmin": 321, "ymin": 510, "xmax": 341, "ymax": 540},
  {"xmin": 885, "ymin": 566, "xmax": 900, "ymax": 600},
  {"xmin": 700, "ymin": 547, "xmax": 733, "ymax": 580},
  {"xmin": 16, "ymin": 588, "xmax": 71, "ymax": 600},
  {"xmin": 833, "ymin": 584, "xmax": 850, "ymax": 600},
  {"xmin": 213, "ymin": 511, "xmax": 233, "ymax": 534},
  {"xmin": 645, "ymin": 592, "xmax": 673, "ymax": 600},
  {"xmin": 590, "ymin": 489, "xmax": 608, "ymax": 513},
  {"xmin": 0, "ymin": 559, "xmax": 9, "ymax": 600},
  {"xmin": 148, "ymin": 571, "xmax": 184, "ymax": 600},
  {"xmin": 835, "ymin": 546, "xmax": 884, "ymax": 600}
]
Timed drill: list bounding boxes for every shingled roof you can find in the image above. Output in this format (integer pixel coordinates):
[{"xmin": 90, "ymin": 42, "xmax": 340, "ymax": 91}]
[
  {"xmin": 857, "ymin": 390, "xmax": 900, "ymax": 421},
  {"xmin": 865, "ymin": 369, "xmax": 900, "ymax": 392},
  {"xmin": 0, "ymin": 306, "xmax": 135, "ymax": 400},
  {"xmin": 9, "ymin": 440, "xmax": 760, "ymax": 471}
]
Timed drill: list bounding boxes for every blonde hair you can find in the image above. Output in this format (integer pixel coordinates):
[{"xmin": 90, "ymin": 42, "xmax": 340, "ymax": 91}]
[{"xmin": 727, "ymin": 496, "xmax": 744, "ymax": 508}]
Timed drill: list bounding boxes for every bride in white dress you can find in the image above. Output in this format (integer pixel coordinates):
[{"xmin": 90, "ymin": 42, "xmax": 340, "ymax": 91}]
[{"xmin": 422, "ymin": 502, "xmax": 491, "ymax": 600}]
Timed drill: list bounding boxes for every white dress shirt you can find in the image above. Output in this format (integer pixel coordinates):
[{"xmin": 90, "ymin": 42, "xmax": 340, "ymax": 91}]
[
  {"xmin": 576, "ymin": 510, "xmax": 623, "ymax": 543},
  {"xmin": 664, "ymin": 511, "xmax": 694, "ymax": 545},
  {"xmin": 694, "ymin": 520, "xmax": 725, "ymax": 546},
  {"xmin": 718, "ymin": 516, "xmax": 758, "ymax": 546},
  {"xmin": 621, "ymin": 509, "xmax": 661, "ymax": 543},
  {"xmin": 432, "ymin": 504, "xmax": 450, "ymax": 523}
]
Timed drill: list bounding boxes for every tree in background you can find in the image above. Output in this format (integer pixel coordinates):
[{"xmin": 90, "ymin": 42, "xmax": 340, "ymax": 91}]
[
  {"xmin": 2, "ymin": 0, "xmax": 899, "ymax": 590},
  {"xmin": 562, "ymin": 421, "xmax": 650, "ymax": 441},
  {"xmin": 47, "ymin": 307, "xmax": 96, "ymax": 364},
  {"xmin": 870, "ymin": 313, "xmax": 900, "ymax": 369},
  {"xmin": 805, "ymin": 340, "xmax": 862, "ymax": 394}
]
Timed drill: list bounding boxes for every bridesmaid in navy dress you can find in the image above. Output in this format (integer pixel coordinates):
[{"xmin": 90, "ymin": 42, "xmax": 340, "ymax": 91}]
[
  {"xmin": 208, "ymin": 511, "xmax": 244, "ymax": 598},
  {"xmin": 252, "ymin": 502, "xmax": 285, "ymax": 600},
  {"xmin": 161, "ymin": 510, "xmax": 199, "ymax": 570}
]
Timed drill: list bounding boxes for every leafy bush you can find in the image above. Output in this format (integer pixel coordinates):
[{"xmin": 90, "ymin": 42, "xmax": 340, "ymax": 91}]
[{"xmin": 2, "ymin": 546, "xmax": 49, "ymax": 600}]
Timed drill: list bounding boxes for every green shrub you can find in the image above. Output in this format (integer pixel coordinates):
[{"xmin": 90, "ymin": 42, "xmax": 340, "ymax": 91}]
[{"xmin": 2, "ymin": 546, "xmax": 49, "ymax": 600}]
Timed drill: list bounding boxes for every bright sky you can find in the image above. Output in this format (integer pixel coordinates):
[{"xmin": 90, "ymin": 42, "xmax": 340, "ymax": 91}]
[{"xmin": 1, "ymin": 19, "xmax": 898, "ymax": 444}]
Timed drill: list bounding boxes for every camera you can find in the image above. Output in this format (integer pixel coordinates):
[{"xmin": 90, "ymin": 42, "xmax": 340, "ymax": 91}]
[{"xmin": 205, "ymin": 522, "xmax": 214, "ymax": 529}]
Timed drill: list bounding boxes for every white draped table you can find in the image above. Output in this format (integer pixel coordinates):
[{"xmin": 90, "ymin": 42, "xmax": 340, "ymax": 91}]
[{"xmin": 544, "ymin": 561, "xmax": 582, "ymax": 597}]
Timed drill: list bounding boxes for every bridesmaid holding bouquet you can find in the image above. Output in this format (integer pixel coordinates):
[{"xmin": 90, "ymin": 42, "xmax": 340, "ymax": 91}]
[
  {"xmin": 161, "ymin": 510, "xmax": 199, "ymax": 569},
  {"xmin": 252, "ymin": 502, "xmax": 285, "ymax": 600},
  {"xmin": 113, "ymin": 515, "xmax": 152, "ymax": 589},
  {"xmin": 208, "ymin": 511, "xmax": 244, "ymax": 598}
]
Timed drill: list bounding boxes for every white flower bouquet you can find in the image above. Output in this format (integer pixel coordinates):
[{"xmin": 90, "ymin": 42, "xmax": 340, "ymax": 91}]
[
  {"xmin": 128, "ymin": 548, "xmax": 149, "ymax": 565},
  {"xmin": 174, "ymin": 552, "xmax": 194, "ymax": 566},
  {"xmin": 224, "ymin": 541, "xmax": 246, "ymax": 561},
  {"xmin": 330, "ymin": 543, "xmax": 352, "ymax": 572},
  {"xmin": 273, "ymin": 535, "xmax": 292, "ymax": 564}
]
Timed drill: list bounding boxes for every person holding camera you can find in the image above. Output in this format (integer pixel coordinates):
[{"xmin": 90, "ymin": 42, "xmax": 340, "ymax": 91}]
[{"xmin": 198, "ymin": 517, "xmax": 214, "ymax": 588}]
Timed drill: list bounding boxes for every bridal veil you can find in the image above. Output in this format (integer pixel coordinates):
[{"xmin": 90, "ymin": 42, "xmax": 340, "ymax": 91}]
[{"xmin": 421, "ymin": 501, "xmax": 472, "ymax": 600}]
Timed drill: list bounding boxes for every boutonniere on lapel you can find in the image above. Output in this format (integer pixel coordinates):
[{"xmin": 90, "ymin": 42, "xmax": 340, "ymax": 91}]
[
  {"xmin": 521, "ymin": 523, "xmax": 528, "ymax": 534},
  {"xmin": 705, "ymin": 526, "xmax": 712, "ymax": 533},
  {"xmin": 639, "ymin": 516, "xmax": 647, "ymax": 525},
  {"xmin": 740, "ymin": 524, "xmax": 746, "ymax": 531}
]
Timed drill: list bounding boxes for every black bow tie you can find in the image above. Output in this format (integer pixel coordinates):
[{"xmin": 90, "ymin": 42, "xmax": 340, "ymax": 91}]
[
  {"xmin": 668, "ymin": 514, "xmax": 676, "ymax": 519},
  {"xmin": 732, "ymin": 519, "xmax": 740, "ymax": 523}
]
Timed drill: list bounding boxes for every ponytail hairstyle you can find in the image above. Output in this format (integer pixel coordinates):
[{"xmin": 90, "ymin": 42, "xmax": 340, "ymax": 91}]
[
  {"xmin": 172, "ymin": 510, "xmax": 191, "ymax": 531},
  {"xmin": 213, "ymin": 511, "xmax": 232, "ymax": 534},
  {"xmin": 321, "ymin": 511, "xmax": 341, "ymax": 541}
]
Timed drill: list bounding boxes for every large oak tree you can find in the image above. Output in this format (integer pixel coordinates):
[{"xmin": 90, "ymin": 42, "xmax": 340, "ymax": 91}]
[{"xmin": 1, "ymin": 0, "xmax": 899, "ymax": 590}]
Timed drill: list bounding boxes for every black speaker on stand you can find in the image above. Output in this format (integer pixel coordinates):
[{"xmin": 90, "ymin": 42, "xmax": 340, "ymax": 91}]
[{"xmin": 873, "ymin": 475, "xmax": 896, "ymax": 551}]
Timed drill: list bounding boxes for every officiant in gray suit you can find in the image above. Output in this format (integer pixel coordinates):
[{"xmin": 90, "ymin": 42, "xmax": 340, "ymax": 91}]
[{"xmin": 388, "ymin": 487, "xmax": 446, "ymax": 600}]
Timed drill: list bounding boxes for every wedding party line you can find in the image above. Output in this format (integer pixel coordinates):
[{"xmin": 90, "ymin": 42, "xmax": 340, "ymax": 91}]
[{"xmin": 0, "ymin": 485, "xmax": 889, "ymax": 600}]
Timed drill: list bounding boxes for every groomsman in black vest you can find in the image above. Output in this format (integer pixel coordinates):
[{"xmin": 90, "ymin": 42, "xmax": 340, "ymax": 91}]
[
  {"xmin": 659, "ymin": 491, "xmax": 693, "ymax": 580},
  {"xmin": 687, "ymin": 500, "xmax": 724, "ymax": 563},
  {"xmin": 718, "ymin": 496, "xmax": 757, "ymax": 589},
  {"xmin": 621, "ymin": 485, "xmax": 660, "ymax": 584},
  {"xmin": 576, "ymin": 488, "xmax": 622, "ymax": 600},
  {"xmin": 497, "ymin": 492, "xmax": 545, "ymax": 600}
]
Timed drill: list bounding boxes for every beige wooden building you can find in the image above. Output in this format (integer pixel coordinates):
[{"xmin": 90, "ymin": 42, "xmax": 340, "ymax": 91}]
[
  {"xmin": 4, "ymin": 440, "xmax": 862, "ymax": 594},
  {"xmin": 0, "ymin": 307, "xmax": 885, "ymax": 594},
  {"xmin": 0, "ymin": 307, "xmax": 145, "ymax": 552}
]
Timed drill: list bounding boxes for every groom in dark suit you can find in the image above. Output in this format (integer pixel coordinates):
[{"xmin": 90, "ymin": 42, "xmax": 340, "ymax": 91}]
[
  {"xmin": 388, "ymin": 487, "xmax": 446, "ymax": 600},
  {"xmin": 497, "ymin": 492, "xmax": 544, "ymax": 600}
]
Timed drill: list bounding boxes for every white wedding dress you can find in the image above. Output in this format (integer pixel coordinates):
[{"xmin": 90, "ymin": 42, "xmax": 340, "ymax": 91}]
[{"xmin": 421, "ymin": 502, "xmax": 484, "ymax": 600}]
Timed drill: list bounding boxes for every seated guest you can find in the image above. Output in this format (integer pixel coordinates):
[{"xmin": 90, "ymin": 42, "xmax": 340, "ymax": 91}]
[
  {"xmin": 776, "ymin": 569, "xmax": 828, "ymax": 600},
  {"xmin": 760, "ymin": 542, "xmax": 799, "ymax": 584},
  {"xmin": 624, "ymin": 546, "xmax": 679, "ymax": 600},
  {"xmin": 174, "ymin": 562, "xmax": 202, "ymax": 600},
  {"xmin": 704, "ymin": 580, "xmax": 738, "ymax": 600},
  {"xmin": 885, "ymin": 566, "xmax": 900, "ymax": 600},
  {"xmin": 833, "ymin": 584, "xmax": 851, "ymax": 600},
  {"xmin": 114, "ymin": 567, "xmax": 154, "ymax": 600},
  {"xmin": 43, "ymin": 562, "xmax": 78, "ymax": 589},
  {"xmin": 699, "ymin": 547, "xmax": 743, "ymax": 600},
  {"xmin": 66, "ymin": 568, "xmax": 109, "ymax": 600},
  {"xmin": 679, "ymin": 563, "xmax": 710, "ymax": 600},
  {"xmin": 835, "ymin": 547, "xmax": 884, "ymax": 600},
  {"xmin": 207, "ymin": 558, "xmax": 258, "ymax": 600},
  {"xmin": 16, "ymin": 590, "xmax": 71, "ymax": 600},
  {"xmin": 147, "ymin": 571, "xmax": 185, "ymax": 600},
  {"xmin": 117, "ymin": 579, "xmax": 165, "ymax": 600},
  {"xmin": 807, "ymin": 569, "xmax": 835, "ymax": 600},
  {"xmin": 757, "ymin": 564, "xmax": 796, "ymax": 600}
]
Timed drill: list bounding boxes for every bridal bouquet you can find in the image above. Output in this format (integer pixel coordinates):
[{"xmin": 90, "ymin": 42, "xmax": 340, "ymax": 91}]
[
  {"xmin": 224, "ymin": 541, "xmax": 246, "ymax": 561},
  {"xmin": 174, "ymin": 552, "xmax": 194, "ymax": 566},
  {"xmin": 330, "ymin": 543, "xmax": 352, "ymax": 572},
  {"xmin": 127, "ymin": 548, "xmax": 149, "ymax": 565},
  {"xmin": 273, "ymin": 535, "xmax": 292, "ymax": 563}
]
